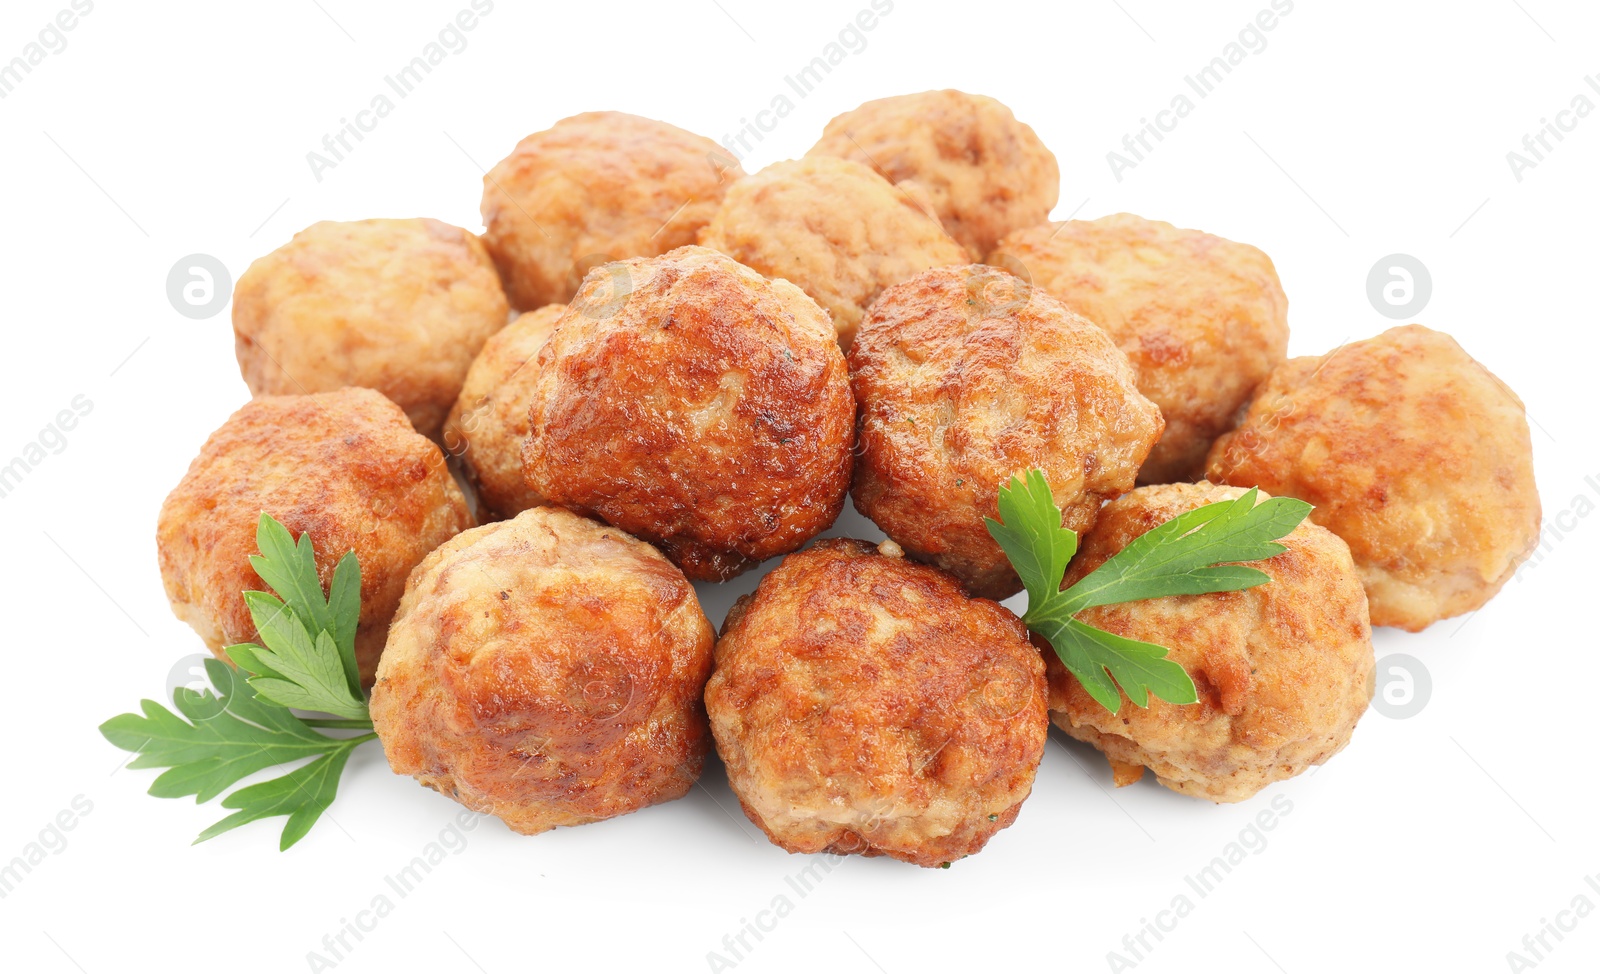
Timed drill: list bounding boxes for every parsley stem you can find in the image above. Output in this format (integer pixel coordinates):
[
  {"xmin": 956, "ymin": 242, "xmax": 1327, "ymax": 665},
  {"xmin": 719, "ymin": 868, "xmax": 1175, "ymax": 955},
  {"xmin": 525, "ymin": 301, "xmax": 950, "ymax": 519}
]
[{"xmin": 301, "ymin": 718, "xmax": 375, "ymax": 730}]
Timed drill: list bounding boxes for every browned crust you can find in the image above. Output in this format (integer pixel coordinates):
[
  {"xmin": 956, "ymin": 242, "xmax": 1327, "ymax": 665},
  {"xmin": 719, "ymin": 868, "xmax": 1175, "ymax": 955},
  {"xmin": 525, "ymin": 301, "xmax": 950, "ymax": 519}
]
[
  {"xmin": 156, "ymin": 388, "xmax": 474, "ymax": 683},
  {"xmin": 1046, "ymin": 483, "xmax": 1375, "ymax": 803},
  {"xmin": 522, "ymin": 246, "xmax": 855, "ymax": 580},
  {"xmin": 370, "ymin": 508, "xmax": 715, "ymax": 835},
  {"xmin": 848, "ymin": 264, "xmax": 1163, "ymax": 599},
  {"xmin": 990, "ymin": 213, "xmax": 1289, "ymax": 483},
  {"xmin": 1206, "ymin": 325, "xmax": 1542, "ymax": 631},
  {"xmin": 481, "ymin": 112, "xmax": 744, "ymax": 311},
  {"xmin": 807, "ymin": 90, "xmax": 1059, "ymax": 258},
  {"xmin": 232, "ymin": 218, "xmax": 509, "ymax": 439},
  {"xmin": 443, "ymin": 304, "xmax": 567, "ymax": 520},
  {"xmin": 706, "ymin": 540, "xmax": 1047, "ymax": 867},
  {"xmin": 697, "ymin": 156, "xmax": 969, "ymax": 349}
]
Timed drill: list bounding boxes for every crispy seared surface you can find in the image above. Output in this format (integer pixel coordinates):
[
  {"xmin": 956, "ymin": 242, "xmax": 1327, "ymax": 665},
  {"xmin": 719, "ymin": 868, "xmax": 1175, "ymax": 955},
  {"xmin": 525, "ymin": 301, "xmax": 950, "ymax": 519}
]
[
  {"xmin": 444, "ymin": 304, "xmax": 566, "ymax": 520},
  {"xmin": 233, "ymin": 218, "xmax": 509, "ymax": 439},
  {"xmin": 848, "ymin": 264, "xmax": 1162, "ymax": 599},
  {"xmin": 370, "ymin": 508, "xmax": 715, "ymax": 835},
  {"xmin": 157, "ymin": 388, "xmax": 473, "ymax": 683},
  {"xmin": 1207, "ymin": 325, "xmax": 1542, "ymax": 631},
  {"xmin": 706, "ymin": 539, "xmax": 1047, "ymax": 867},
  {"xmin": 1047, "ymin": 483, "xmax": 1375, "ymax": 803},
  {"xmin": 991, "ymin": 213, "xmax": 1289, "ymax": 483},
  {"xmin": 807, "ymin": 90, "xmax": 1058, "ymax": 258},
  {"xmin": 481, "ymin": 112, "xmax": 743, "ymax": 311},
  {"xmin": 699, "ymin": 156, "xmax": 968, "ymax": 349},
  {"xmin": 523, "ymin": 246, "xmax": 855, "ymax": 581}
]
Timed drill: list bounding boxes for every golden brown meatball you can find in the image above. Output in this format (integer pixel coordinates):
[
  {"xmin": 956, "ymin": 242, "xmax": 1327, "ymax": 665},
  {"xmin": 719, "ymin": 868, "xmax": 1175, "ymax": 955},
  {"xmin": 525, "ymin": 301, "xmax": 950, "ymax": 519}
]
[
  {"xmin": 849, "ymin": 264, "xmax": 1163, "ymax": 600},
  {"xmin": 233, "ymin": 218, "xmax": 510, "ymax": 439},
  {"xmin": 706, "ymin": 539, "xmax": 1046, "ymax": 868},
  {"xmin": 807, "ymin": 90, "xmax": 1059, "ymax": 258},
  {"xmin": 481, "ymin": 112, "xmax": 743, "ymax": 311},
  {"xmin": 523, "ymin": 246, "xmax": 854, "ymax": 581},
  {"xmin": 157, "ymin": 388, "xmax": 474, "ymax": 683},
  {"xmin": 1206, "ymin": 325, "xmax": 1541, "ymax": 631},
  {"xmin": 990, "ymin": 214, "xmax": 1290, "ymax": 483},
  {"xmin": 1048, "ymin": 483, "xmax": 1375, "ymax": 803},
  {"xmin": 698, "ymin": 156, "xmax": 968, "ymax": 349},
  {"xmin": 370, "ymin": 508, "xmax": 715, "ymax": 835},
  {"xmin": 442, "ymin": 304, "xmax": 565, "ymax": 520}
]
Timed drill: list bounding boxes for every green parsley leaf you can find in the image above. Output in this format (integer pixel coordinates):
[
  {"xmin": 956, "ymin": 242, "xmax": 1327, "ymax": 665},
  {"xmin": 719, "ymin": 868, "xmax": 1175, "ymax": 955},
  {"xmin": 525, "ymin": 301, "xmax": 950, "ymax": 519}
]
[
  {"xmin": 1052, "ymin": 488, "xmax": 1315, "ymax": 615},
  {"xmin": 102, "ymin": 659, "xmax": 331, "ymax": 801},
  {"xmin": 194, "ymin": 735, "xmax": 365, "ymax": 851},
  {"xmin": 248, "ymin": 515, "xmax": 363, "ymax": 699},
  {"xmin": 985, "ymin": 469, "xmax": 1077, "ymax": 610},
  {"xmin": 99, "ymin": 658, "xmax": 374, "ymax": 848},
  {"xmin": 1029, "ymin": 617, "xmax": 1200, "ymax": 713},
  {"xmin": 226, "ymin": 590, "xmax": 367, "ymax": 720},
  {"xmin": 101, "ymin": 513, "xmax": 375, "ymax": 849},
  {"xmin": 985, "ymin": 473, "xmax": 1312, "ymax": 714}
]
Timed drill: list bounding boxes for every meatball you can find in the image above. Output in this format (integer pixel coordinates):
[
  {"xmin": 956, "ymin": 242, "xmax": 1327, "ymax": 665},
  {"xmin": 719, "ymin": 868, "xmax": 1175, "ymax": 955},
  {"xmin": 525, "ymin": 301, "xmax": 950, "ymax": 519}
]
[
  {"xmin": 522, "ymin": 246, "xmax": 854, "ymax": 581},
  {"xmin": 990, "ymin": 214, "xmax": 1290, "ymax": 483},
  {"xmin": 806, "ymin": 90, "xmax": 1058, "ymax": 258},
  {"xmin": 157, "ymin": 388, "xmax": 474, "ymax": 683},
  {"xmin": 370, "ymin": 507, "xmax": 715, "ymax": 835},
  {"xmin": 481, "ymin": 112, "xmax": 744, "ymax": 311},
  {"xmin": 1048, "ymin": 483, "xmax": 1375, "ymax": 803},
  {"xmin": 233, "ymin": 218, "xmax": 510, "ymax": 439},
  {"xmin": 698, "ymin": 156, "xmax": 969, "ymax": 349},
  {"xmin": 706, "ymin": 540, "xmax": 1047, "ymax": 867},
  {"xmin": 442, "ymin": 304, "xmax": 566, "ymax": 520},
  {"xmin": 849, "ymin": 264, "xmax": 1163, "ymax": 600},
  {"xmin": 1206, "ymin": 325, "xmax": 1541, "ymax": 631}
]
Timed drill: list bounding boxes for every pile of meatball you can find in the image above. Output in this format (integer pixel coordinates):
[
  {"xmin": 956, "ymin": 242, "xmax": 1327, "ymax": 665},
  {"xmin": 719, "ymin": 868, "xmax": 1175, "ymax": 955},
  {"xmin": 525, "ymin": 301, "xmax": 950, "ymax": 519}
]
[{"xmin": 158, "ymin": 92, "xmax": 1541, "ymax": 867}]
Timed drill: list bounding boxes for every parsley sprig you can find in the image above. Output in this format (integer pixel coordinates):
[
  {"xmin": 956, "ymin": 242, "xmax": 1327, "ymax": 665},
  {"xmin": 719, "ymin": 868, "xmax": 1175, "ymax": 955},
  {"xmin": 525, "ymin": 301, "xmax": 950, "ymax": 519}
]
[
  {"xmin": 100, "ymin": 515, "xmax": 375, "ymax": 850},
  {"xmin": 228, "ymin": 516, "xmax": 367, "ymax": 721},
  {"xmin": 986, "ymin": 471, "xmax": 1312, "ymax": 714}
]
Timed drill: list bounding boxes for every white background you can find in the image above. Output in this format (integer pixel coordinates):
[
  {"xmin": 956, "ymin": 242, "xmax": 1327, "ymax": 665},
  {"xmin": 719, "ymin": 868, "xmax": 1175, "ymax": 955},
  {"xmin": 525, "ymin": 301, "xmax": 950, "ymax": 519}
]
[{"xmin": 1, "ymin": 1, "xmax": 1596, "ymax": 972}]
